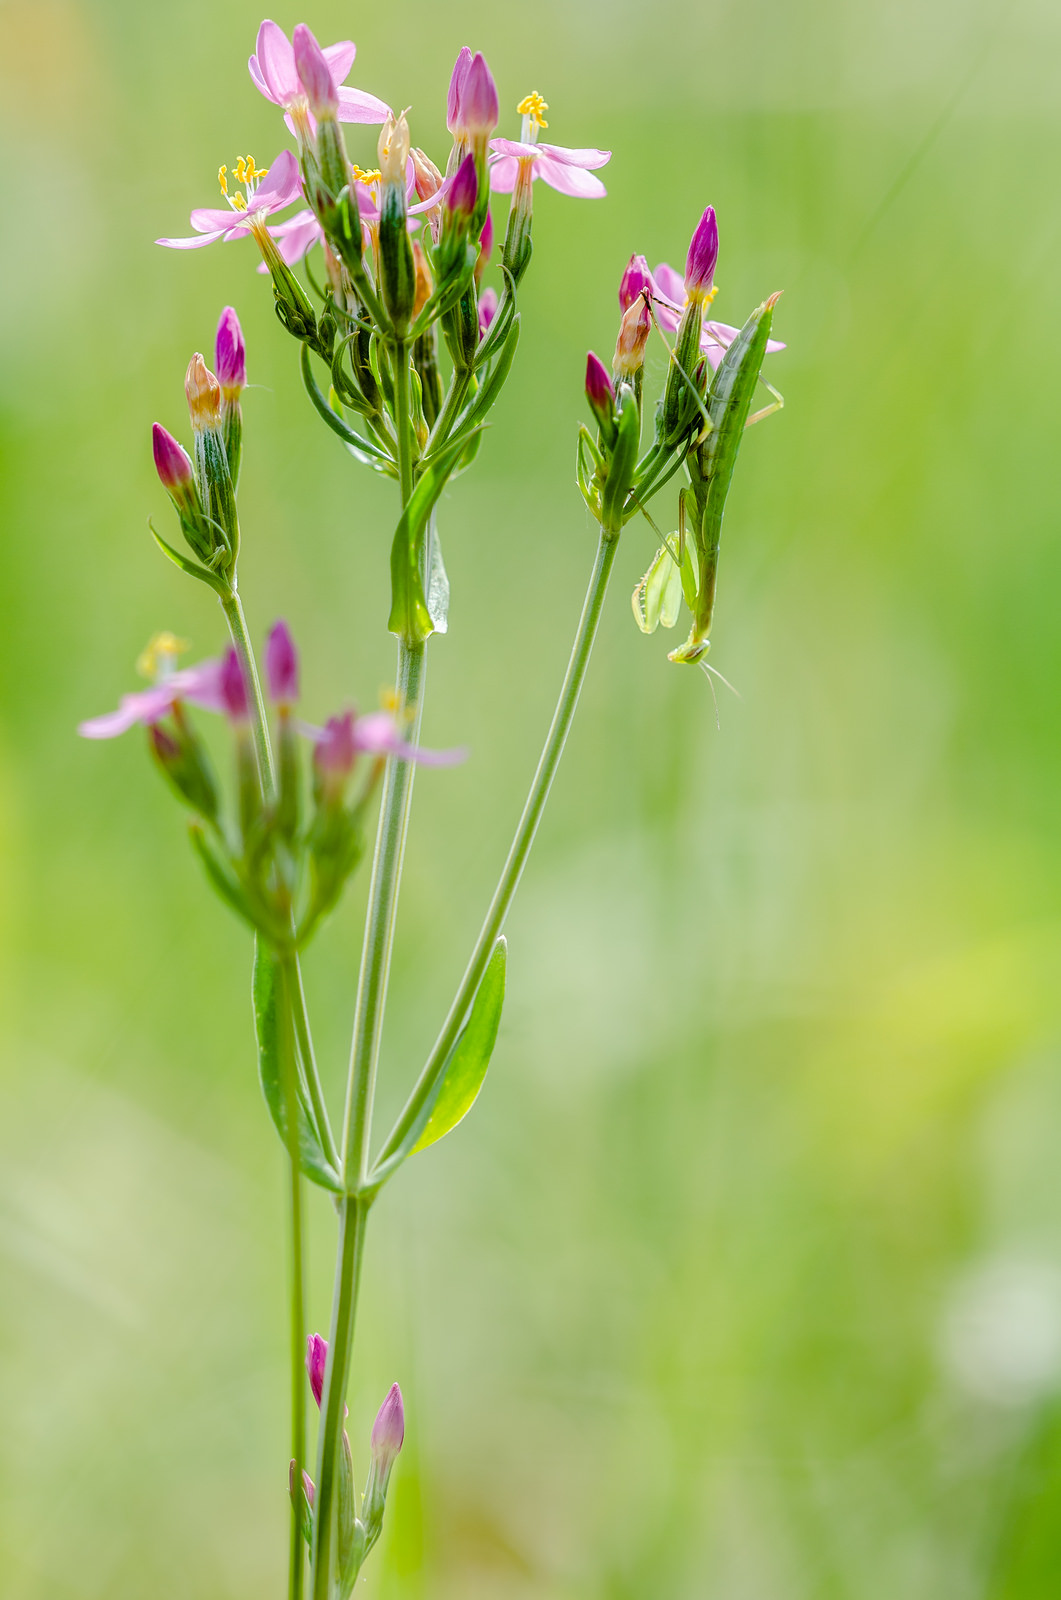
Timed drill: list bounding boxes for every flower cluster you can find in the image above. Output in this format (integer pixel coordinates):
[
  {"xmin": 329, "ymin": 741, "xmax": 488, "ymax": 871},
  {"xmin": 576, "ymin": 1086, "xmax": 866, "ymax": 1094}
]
[
  {"xmin": 80, "ymin": 621, "xmax": 461, "ymax": 948},
  {"xmin": 578, "ymin": 204, "xmax": 786, "ymax": 664}
]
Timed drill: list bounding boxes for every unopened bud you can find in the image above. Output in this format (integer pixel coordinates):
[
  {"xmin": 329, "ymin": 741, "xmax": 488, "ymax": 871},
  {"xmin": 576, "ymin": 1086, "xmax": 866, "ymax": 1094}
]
[
  {"xmin": 613, "ymin": 293, "xmax": 651, "ymax": 378},
  {"xmin": 219, "ymin": 647, "xmax": 249, "ymax": 722},
  {"xmin": 476, "ymin": 208, "xmax": 494, "ymax": 284},
  {"xmin": 152, "ymin": 423, "xmax": 195, "ymax": 495},
  {"xmin": 292, "ymin": 23, "xmax": 338, "ymax": 119},
  {"xmin": 289, "ymin": 1460, "xmax": 315, "ymax": 1509},
  {"xmin": 585, "ymin": 350, "xmax": 616, "ymax": 437},
  {"xmin": 314, "ymin": 712, "xmax": 358, "ymax": 780},
  {"xmin": 378, "ymin": 112, "xmax": 410, "ymax": 189},
  {"xmin": 684, "ymin": 206, "xmax": 719, "ymax": 300},
  {"xmin": 214, "ymin": 307, "xmax": 246, "ymax": 400},
  {"xmin": 371, "ymin": 1383, "xmax": 405, "ymax": 1468},
  {"xmin": 446, "ymin": 47, "xmax": 473, "ymax": 135},
  {"xmin": 460, "ymin": 53, "xmax": 499, "ymax": 137},
  {"xmin": 185, "ymin": 354, "xmax": 221, "ymax": 431},
  {"xmin": 447, "ymin": 152, "xmax": 478, "ymax": 221},
  {"xmin": 619, "ymin": 253, "xmax": 653, "ymax": 312},
  {"xmin": 265, "ymin": 620, "xmax": 299, "ymax": 705},
  {"xmin": 410, "ymin": 146, "xmax": 443, "ymax": 205},
  {"xmin": 149, "ymin": 719, "xmax": 220, "ymax": 821},
  {"xmin": 306, "ymin": 1333, "xmax": 327, "ymax": 1408}
]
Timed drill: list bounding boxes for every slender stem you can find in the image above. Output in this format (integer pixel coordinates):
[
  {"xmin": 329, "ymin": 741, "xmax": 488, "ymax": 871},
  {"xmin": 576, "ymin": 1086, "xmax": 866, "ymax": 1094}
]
[
  {"xmin": 425, "ymin": 364, "xmax": 472, "ymax": 458},
  {"xmin": 311, "ymin": 338, "xmax": 425, "ymax": 1599},
  {"xmin": 222, "ymin": 589, "xmax": 275, "ymax": 796},
  {"xmin": 374, "ymin": 529, "xmax": 620, "ymax": 1174},
  {"xmin": 280, "ymin": 958, "xmax": 306, "ymax": 1600}
]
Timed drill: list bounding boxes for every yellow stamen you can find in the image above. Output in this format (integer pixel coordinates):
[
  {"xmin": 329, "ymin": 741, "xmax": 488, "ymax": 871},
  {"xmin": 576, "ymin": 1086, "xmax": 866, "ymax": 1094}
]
[
  {"xmin": 351, "ymin": 165, "xmax": 382, "ymax": 186},
  {"xmin": 516, "ymin": 91, "xmax": 549, "ymax": 129},
  {"xmin": 138, "ymin": 632, "xmax": 189, "ymax": 681},
  {"xmin": 218, "ymin": 165, "xmax": 228, "ymax": 196},
  {"xmin": 231, "ymin": 193, "xmax": 247, "ymax": 212}
]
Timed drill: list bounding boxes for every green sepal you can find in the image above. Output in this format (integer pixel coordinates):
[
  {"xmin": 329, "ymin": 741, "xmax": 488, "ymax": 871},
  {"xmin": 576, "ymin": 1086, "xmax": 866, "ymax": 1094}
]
[
  {"xmin": 410, "ymin": 243, "xmax": 477, "ymax": 342},
  {"xmin": 149, "ymin": 522, "xmax": 230, "ymax": 598},
  {"xmin": 252, "ymin": 942, "xmax": 343, "ymax": 1193},
  {"xmin": 412, "ymin": 937, "xmax": 506, "ymax": 1154},
  {"xmin": 387, "ymin": 432, "xmax": 469, "ymax": 644}
]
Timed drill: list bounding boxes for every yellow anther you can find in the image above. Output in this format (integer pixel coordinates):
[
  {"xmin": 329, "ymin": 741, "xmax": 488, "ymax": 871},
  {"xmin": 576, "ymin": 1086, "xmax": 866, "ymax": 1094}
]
[
  {"xmin": 231, "ymin": 192, "xmax": 247, "ymax": 212},
  {"xmin": 244, "ymin": 155, "xmax": 257, "ymax": 179},
  {"xmin": 516, "ymin": 91, "xmax": 549, "ymax": 128},
  {"xmin": 705, "ymin": 284, "xmax": 719, "ymax": 305},
  {"xmin": 351, "ymin": 165, "xmax": 382, "ymax": 186},
  {"xmin": 235, "ymin": 157, "xmax": 247, "ymax": 182},
  {"xmin": 137, "ymin": 632, "xmax": 189, "ymax": 680},
  {"xmin": 218, "ymin": 165, "xmax": 229, "ymax": 196}
]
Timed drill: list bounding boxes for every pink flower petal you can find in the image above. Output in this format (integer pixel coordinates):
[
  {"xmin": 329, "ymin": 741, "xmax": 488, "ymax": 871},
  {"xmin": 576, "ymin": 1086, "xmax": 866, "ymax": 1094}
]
[
  {"xmin": 268, "ymin": 210, "xmax": 323, "ymax": 265},
  {"xmin": 336, "ymin": 85, "xmax": 392, "ymax": 124},
  {"xmin": 490, "ymin": 136, "xmax": 533, "ymax": 160},
  {"xmin": 254, "ymin": 19, "xmax": 299, "ymax": 104},
  {"xmin": 537, "ymin": 142, "xmax": 611, "ymax": 170},
  {"xmin": 189, "ymin": 205, "xmax": 244, "ymax": 231},
  {"xmin": 250, "ymin": 149, "xmax": 302, "ymax": 212},
  {"xmin": 322, "ymin": 40, "xmax": 357, "ymax": 82},
  {"xmin": 536, "ymin": 157, "xmax": 606, "ymax": 198},
  {"xmin": 156, "ymin": 228, "xmax": 231, "ymax": 250},
  {"xmin": 652, "ymin": 261, "xmax": 686, "ymax": 304},
  {"xmin": 487, "ymin": 154, "xmax": 521, "ymax": 194}
]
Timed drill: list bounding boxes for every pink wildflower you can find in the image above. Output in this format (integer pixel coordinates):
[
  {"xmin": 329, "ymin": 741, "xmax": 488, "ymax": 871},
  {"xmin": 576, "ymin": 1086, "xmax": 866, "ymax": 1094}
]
[
  {"xmin": 78, "ymin": 658, "xmax": 227, "ymax": 739},
  {"xmin": 312, "ymin": 710, "xmax": 464, "ymax": 774},
  {"xmin": 489, "ymin": 137, "xmax": 610, "ymax": 199},
  {"xmin": 478, "ymin": 286, "xmax": 498, "ymax": 337},
  {"xmin": 248, "ymin": 19, "xmax": 389, "ymax": 125},
  {"xmin": 371, "ymin": 1384, "xmax": 405, "ymax": 1465},
  {"xmin": 214, "ymin": 308, "xmax": 246, "ymax": 399},
  {"xmin": 264, "ymin": 620, "xmax": 299, "ymax": 705},
  {"xmin": 650, "ymin": 259, "xmax": 787, "ymax": 368},
  {"xmin": 306, "ymin": 1333, "xmax": 327, "ymax": 1408},
  {"xmin": 219, "ymin": 648, "xmax": 250, "ymax": 722},
  {"xmin": 156, "ymin": 149, "xmax": 302, "ymax": 251}
]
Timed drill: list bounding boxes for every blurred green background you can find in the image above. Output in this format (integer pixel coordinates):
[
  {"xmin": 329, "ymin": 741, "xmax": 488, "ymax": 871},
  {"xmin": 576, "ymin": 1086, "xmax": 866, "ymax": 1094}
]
[{"xmin": 3, "ymin": 0, "xmax": 1061, "ymax": 1593}]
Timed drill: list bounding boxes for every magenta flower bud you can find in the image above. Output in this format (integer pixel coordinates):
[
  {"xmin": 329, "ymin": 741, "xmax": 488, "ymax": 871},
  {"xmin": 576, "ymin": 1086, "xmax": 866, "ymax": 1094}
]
[
  {"xmin": 461, "ymin": 52, "xmax": 499, "ymax": 136},
  {"xmin": 265, "ymin": 620, "xmax": 299, "ymax": 705},
  {"xmin": 214, "ymin": 308, "xmax": 246, "ymax": 400},
  {"xmin": 306, "ymin": 1333, "xmax": 327, "ymax": 1408},
  {"xmin": 219, "ymin": 647, "xmax": 249, "ymax": 722},
  {"xmin": 478, "ymin": 286, "xmax": 498, "ymax": 338},
  {"xmin": 371, "ymin": 1383, "xmax": 405, "ymax": 1465},
  {"xmin": 292, "ymin": 23, "xmax": 338, "ymax": 119},
  {"xmin": 446, "ymin": 46, "xmax": 473, "ymax": 134},
  {"xmin": 619, "ymin": 253, "xmax": 653, "ymax": 312},
  {"xmin": 447, "ymin": 152, "xmax": 478, "ymax": 220},
  {"xmin": 479, "ymin": 209, "xmax": 494, "ymax": 266},
  {"xmin": 152, "ymin": 423, "xmax": 194, "ymax": 493},
  {"xmin": 684, "ymin": 206, "xmax": 719, "ymax": 299},
  {"xmin": 585, "ymin": 350, "xmax": 616, "ymax": 415},
  {"xmin": 289, "ymin": 1461, "xmax": 315, "ymax": 1508}
]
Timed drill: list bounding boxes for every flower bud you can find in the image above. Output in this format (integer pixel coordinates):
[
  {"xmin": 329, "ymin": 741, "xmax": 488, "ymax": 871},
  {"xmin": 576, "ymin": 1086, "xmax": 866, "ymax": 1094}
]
[
  {"xmin": 460, "ymin": 53, "xmax": 499, "ymax": 137},
  {"xmin": 265, "ymin": 620, "xmax": 299, "ymax": 705},
  {"xmin": 619, "ymin": 254, "xmax": 653, "ymax": 312},
  {"xmin": 315, "ymin": 712, "xmax": 358, "ymax": 779},
  {"xmin": 378, "ymin": 112, "xmax": 410, "ymax": 189},
  {"xmin": 185, "ymin": 354, "xmax": 221, "ymax": 431},
  {"xmin": 684, "ymin": 206, "xmax": 719, "ymax": 300},
  {"xmin": 149, "ymin": 719, "xmax": 220, "ymax": 821},
  {"xmin": 410, "ymin": 146, "xmax": 443, "ymax": 205},
  {"xmin": 446, "ymin": 47, "xmax": 473, "ymax": 135},
  {"xmin": 152, "ymin": 423, "xmax": 195, "ymax": 496},
  {"xmin": 412, "ymin": 241, "xmax": 433, "ymax": 320},
  {"xmin": 478, "ymin": 286, "xmax": 498, "ymax": 338},
  {"xmin": 371, "ymin": 1383, "xmax": 405, "ymax": 1469},
  {"xmin": 476, "ymin": 209, "xmax": 494, "ymax": 284},
  {"xmin": 292, "ymin": 23, "xmax": 338, "ymax": 119},
  {"xmin": 289, "ymin": 1460, "xmax": 315, "ymax": 1509},
  {"xmin": 215, "ymin": 307, "xmax": 246, "ymax": 400},
  {"xmin": 585, "ymin": 350, "xmax": 616, "ymax": 438},
  {"xmin": 613, "ymin": 293, "xmax": 651, "ymax": 379},
  {"xmin": 306, "ymin": 1333, "xmax": 328, "ymax": 1408},
  {"xmin": 219, "ymin": 647, "xmax": 249, "ymax": 722},
  {"xmin": 447, "ymin": 152, "xmax": 478, "ymax": 221}
]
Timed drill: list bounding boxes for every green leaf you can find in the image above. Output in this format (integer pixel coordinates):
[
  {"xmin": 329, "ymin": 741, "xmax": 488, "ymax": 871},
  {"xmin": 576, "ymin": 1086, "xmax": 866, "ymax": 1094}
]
[
  {"xmin": 252, "ymin": 943, "xmax": 343, "ymax": 1192},
  {"xmin": 300, "ymin": 343, "xmax": 396, "ymax": 475},
  {"xmin": 412, "ymin": 938, "xmax": 507, "ymax": 1154},
  {"xmin": 149, "ymin": 523, "xmax": 230, "ymax": 597},
  {"xmin": 387, "ymin": 432, "xmax": 468, "ymax": 644}
]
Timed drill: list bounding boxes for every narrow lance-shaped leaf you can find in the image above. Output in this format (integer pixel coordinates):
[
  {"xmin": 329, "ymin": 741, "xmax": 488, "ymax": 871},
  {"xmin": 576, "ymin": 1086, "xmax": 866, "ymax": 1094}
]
[
  {"xmin": 252, "ymin": 942, "xmax": 343, "ymax": 1192},
  {"xmin": 387, "ymin": 432, "xmax": 468, "ymax": 644},
  {"xmin": 412, "ymin": 936, "xmax": 507, "ymax": 1154}
]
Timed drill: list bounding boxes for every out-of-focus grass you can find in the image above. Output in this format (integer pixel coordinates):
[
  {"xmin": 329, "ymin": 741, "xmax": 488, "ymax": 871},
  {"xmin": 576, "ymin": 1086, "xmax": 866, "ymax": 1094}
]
[{"xmin": 2, "ymin": 0, "xmax": 1061, "ymax": 1594}]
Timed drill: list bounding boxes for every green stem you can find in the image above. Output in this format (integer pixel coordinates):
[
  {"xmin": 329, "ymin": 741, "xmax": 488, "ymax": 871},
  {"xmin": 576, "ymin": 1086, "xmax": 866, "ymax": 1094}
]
[
  {"xmin": 289, "ymin": 960, "xmax": 341, "ymax": 1172},
  {"xmin": 279, "ymin": 957, "xmax": 306, "ymax": 1600},
  {"xmin": 311, "ymin": 339, "xmax": 425, "ymax": 1600},
  {"xmin": 425, "ymin": 364, "xmax": 472, "ymax": 457},
  {"xmin": 374, "ymin": 529, "xmax": 619, "ymax": 1175}
]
